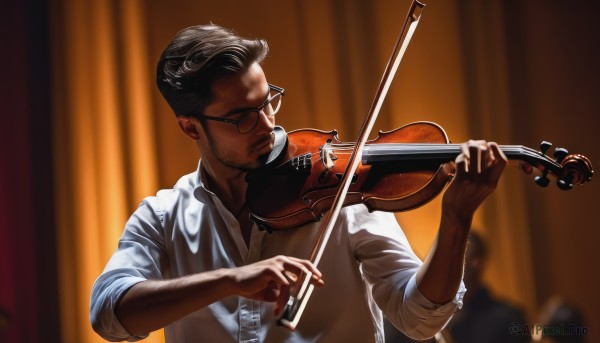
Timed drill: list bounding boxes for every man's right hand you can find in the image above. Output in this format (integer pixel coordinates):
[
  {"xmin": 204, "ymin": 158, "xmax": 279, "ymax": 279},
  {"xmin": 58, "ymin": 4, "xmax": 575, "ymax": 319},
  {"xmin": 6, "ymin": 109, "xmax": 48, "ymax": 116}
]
[{"xmin": 227, "ymin": 255, "xmax": 324, "ymax": 316}]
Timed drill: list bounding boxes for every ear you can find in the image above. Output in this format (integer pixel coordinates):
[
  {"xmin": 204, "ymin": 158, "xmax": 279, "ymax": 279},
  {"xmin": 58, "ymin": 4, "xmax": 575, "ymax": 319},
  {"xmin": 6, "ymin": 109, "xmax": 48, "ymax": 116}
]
[{"xmin": 176, "ymin": 116, "xmax": 203, "ymax": 140}]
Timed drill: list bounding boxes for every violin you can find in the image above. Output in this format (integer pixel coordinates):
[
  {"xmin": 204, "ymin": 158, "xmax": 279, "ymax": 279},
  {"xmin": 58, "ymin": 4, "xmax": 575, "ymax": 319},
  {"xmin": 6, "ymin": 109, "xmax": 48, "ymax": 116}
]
[
  {"xmin": 252, "ymin": 0, "xmax": 593, "ymax": 331},
  {"xmin": 246, "ymin": 123, "xmax": 594, "ymax": 232}
]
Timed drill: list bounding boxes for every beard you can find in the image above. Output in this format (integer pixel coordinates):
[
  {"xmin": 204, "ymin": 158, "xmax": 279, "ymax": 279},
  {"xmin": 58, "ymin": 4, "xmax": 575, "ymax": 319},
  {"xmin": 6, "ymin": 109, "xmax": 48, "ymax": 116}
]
[{"xmin": 205, "ymin": 130, "xmax": 273, "ymax": 172}]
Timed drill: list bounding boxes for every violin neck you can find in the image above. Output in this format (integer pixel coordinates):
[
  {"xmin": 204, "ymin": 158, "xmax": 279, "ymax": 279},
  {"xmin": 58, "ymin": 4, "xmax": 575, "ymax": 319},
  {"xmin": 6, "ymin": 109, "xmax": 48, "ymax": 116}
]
[{"xmin": 361, "ymin": 143, "xmax": 554, "ymax": 168}]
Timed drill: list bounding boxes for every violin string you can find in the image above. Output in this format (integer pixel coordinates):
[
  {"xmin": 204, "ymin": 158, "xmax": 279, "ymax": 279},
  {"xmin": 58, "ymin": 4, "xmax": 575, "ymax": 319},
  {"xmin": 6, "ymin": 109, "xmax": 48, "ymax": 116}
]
[
  {"xmin": 290, "ymin": 143, "xmax": 557, "ymax": 169},
  {"xmin": 326, "ymin": 143, "xmax": 531, "ymax": 154},
  {"xmin": 326, "ymin": 143, "xmax": 464, "ymax": 156},
  {"xmin": 320, "ymin": 144, "xmax": 549, "ymax": 166}
]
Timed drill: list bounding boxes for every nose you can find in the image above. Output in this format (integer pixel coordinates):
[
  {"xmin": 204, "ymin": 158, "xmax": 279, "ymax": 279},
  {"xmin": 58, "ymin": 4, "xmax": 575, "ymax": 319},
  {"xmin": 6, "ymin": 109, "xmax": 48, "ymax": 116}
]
[{"xmin": 254, "ymin": 109, "xmax": 275, "ymax": 134}]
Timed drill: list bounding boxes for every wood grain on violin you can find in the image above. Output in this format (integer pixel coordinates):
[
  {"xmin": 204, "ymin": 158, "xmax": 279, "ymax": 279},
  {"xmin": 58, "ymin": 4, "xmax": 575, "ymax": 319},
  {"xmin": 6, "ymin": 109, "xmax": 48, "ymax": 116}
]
[{"xmin": 246, "ymin": 122, "xmax": 593, "ymax": 232}]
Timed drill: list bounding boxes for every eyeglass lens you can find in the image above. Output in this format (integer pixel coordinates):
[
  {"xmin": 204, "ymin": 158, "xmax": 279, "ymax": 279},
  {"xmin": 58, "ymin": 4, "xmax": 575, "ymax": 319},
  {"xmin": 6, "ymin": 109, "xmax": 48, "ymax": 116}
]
[{"xmin": 237, "ymin": 90, "xmax": 282, "ymax": 133}]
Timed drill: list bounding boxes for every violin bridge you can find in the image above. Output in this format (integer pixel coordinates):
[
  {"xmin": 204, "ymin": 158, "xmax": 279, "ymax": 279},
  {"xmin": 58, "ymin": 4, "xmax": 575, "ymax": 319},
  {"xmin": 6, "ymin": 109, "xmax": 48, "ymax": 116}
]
[{"xmin": 321, "ymin": 144, "xmax": 337, "ymax": 170}]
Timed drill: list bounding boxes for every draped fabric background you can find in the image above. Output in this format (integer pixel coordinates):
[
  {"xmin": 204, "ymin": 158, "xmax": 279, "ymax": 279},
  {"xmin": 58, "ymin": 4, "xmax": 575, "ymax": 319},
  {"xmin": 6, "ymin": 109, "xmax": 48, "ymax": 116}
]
[
  {"xmin": 50, "ymin": 0, "xmax": 160, "ymax": 341},
  {"xmin": 1, "ymin": 0, "xmax": 58, "ymax": 342},
  {"xmin": 1, "ymin": 0, "xmax": 598, "ymax": 342}
]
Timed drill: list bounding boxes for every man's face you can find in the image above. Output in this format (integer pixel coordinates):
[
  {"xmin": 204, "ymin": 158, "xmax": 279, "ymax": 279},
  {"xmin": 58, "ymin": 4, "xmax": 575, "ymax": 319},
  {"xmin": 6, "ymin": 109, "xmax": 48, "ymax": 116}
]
[{"xmin": 200, "ymin": 63, "xmax": 276, "ymax": 171}]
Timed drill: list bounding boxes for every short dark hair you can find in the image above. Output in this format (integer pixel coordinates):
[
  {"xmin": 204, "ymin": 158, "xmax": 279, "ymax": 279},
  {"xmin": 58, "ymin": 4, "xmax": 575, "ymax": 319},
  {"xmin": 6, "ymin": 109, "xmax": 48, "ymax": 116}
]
[{"xmin": 156, "ymin": 24, "xmax": 269, "ymax": 117}]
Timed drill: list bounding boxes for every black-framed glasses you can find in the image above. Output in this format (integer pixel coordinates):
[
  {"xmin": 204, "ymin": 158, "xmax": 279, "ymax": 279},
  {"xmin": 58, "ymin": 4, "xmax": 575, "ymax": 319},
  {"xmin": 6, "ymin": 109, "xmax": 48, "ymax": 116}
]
[{"xmin": 195, "ymin": 84, "xmax": 284, "ymax": 134}]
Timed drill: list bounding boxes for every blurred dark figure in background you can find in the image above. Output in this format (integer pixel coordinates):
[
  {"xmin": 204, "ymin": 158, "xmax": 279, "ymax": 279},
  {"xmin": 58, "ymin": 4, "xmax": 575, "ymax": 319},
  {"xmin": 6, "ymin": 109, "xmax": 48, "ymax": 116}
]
[
  {"xmin": 536, "ymin": 296, "xmax": 587, "ymax": 343},
  {"xmin": 446, "ymin": 231, "xmax": 529, "ymax": 343},
  {"xmin": 0, "ymin": 307, "xmax": 9, "ymax": 343}
]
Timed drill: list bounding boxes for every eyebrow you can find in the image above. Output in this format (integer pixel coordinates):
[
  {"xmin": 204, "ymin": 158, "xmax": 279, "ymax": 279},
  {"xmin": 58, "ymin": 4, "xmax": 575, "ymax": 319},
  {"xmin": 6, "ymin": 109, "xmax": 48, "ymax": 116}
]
[{"xmin": 222, "ymin": 88, "xmax": 271, "ymax": 117}]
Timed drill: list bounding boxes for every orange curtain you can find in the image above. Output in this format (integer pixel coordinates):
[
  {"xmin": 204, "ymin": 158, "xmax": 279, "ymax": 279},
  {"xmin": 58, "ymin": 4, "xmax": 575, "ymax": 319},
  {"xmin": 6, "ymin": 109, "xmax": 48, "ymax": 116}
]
[
  {"xmin": 51, "ymin": 0, "xmax": 161, "ymax": 342},
  {"xmin": 51, "ymin": 0, "xmax": 600, "ymax": 342}
]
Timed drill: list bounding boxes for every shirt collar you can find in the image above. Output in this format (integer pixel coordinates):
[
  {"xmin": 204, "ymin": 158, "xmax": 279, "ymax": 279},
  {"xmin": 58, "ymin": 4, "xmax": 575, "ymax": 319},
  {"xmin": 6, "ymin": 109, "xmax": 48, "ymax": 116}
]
[{"xmin": 193, "ymin": 160, "xmax": 212, "ymax": 201}]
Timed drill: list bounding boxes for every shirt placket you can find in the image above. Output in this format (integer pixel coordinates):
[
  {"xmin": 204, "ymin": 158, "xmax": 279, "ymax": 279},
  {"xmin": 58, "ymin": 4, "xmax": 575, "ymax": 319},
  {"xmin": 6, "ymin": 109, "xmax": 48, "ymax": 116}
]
[
  {"xmin": 202, "ymin": 179, "xmax": 270, "ymax": 342},
  {"xmin": 239, "ymin": 226, "xmax": 265, "ymax": 342},
  {"xmin": 238, "ymin": 297, "xmax": 261, "ymax": 342}
]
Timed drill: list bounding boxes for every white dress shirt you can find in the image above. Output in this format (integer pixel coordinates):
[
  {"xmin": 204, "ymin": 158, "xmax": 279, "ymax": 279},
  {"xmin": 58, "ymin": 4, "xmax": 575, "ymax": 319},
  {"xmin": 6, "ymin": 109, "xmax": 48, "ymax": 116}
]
[{"xmin": 90, "ymin": 161, "xmax": 465, "ymax": 342}]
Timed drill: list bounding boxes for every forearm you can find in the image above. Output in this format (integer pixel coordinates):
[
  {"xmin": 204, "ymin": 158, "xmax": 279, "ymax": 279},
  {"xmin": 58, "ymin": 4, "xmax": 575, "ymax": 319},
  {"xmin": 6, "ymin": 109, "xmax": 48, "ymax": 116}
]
[
  {"xmin": 116, "ymin": 268, "xmax": 234, "ymax": 336},
  {"xmin": 114, "ymin": 255, "xmax": 322, "ymax": 336},
  {"xmin": 415, "ymin": 209, "xmax": 470, "ymax": 304},
  {"xmin": 416, "ymin": 140, "xmax": 506, "ymax": 304}
]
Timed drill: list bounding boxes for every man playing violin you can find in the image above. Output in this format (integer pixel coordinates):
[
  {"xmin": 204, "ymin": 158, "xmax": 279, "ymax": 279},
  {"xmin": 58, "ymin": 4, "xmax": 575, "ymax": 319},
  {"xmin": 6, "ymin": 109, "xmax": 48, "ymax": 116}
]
[{"xmin": 90, "ymin": 24, "xmax": 507, "ymax": 342}]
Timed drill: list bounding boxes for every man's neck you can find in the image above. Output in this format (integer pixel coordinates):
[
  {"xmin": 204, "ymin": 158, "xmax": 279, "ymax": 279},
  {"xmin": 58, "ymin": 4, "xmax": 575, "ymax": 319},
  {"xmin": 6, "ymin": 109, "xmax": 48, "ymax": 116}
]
[
  {"xmin": 201, "ymin": 162, "xmax": 255, "ymax": 246},
  {"xmin": 201, "ymin": 160, "xmax": 247, "ymax": 215}
]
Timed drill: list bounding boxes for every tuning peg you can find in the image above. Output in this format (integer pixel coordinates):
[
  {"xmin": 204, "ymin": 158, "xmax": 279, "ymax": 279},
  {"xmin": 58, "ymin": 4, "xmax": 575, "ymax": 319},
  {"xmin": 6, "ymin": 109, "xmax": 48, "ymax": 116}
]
[
  {"xmin": 535, "ymin": 172, "xmax": 550, "ymax": 187},
  {"xmin": 557, "ymin": 179, "xmax": 573, "ymax": 190},
  {"xmin": 553, "ymin": 147, "xmax": 569, "ymax": 164},
  {"xmin": 557, "ymin": 173, "xmax": 574, "ymax": 191},
  {"xmin": 535, "ymin": 141, "xmax": 555, "ymax": 188},
  {"xmin": 540, "ymin": 141, "xmax": 552, "ymax": 155}
]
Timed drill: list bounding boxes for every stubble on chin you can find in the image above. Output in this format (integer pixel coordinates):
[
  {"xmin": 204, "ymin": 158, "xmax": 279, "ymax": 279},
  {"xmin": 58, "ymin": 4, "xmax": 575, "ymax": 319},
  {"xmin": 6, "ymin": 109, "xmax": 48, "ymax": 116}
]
[{"xmin": 206, "ymin": 132, "xmax": 273, "ymax": 173}]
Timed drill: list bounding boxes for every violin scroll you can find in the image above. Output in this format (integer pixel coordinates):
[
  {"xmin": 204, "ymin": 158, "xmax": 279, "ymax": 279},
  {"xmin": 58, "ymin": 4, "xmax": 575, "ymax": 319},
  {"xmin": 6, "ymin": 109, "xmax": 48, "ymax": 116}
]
[
  {"xmin": 556, "ymin": 153, "xmax": 593, "ymax": 190},
  {"xmin": 529, "ymin": 140, "xmax": 593, "ymax": 190}
]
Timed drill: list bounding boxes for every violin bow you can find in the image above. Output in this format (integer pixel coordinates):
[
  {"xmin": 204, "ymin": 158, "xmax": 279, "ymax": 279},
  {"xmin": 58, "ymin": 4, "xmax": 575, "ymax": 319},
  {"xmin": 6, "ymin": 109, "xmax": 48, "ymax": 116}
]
[{"xmin": 278, "ymin": 0, "xmax": 426, "ymax": 330}]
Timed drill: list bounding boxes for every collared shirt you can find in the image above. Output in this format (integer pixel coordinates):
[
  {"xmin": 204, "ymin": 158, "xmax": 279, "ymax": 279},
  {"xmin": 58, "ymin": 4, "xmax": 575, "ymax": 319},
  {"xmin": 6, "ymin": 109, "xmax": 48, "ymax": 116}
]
[{"xmin": 90, "ymin": 161, "xmax": 465, "ymax": 342}]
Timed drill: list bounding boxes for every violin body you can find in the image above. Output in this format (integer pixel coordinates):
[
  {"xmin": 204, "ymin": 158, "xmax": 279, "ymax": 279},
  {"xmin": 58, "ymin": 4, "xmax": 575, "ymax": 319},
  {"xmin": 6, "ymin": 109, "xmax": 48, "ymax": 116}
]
[
  {"xmin": 246, "ymin": 122, "xmax": 593, "ymax": 232},
  {"xmin": 247, "ymin": 122, "xmax": 454, "ymax": 231}
]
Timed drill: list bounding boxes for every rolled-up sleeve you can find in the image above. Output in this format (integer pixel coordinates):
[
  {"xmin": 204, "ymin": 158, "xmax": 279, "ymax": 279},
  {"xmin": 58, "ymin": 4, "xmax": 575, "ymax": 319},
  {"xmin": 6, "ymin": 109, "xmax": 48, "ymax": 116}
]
[
  {"xmin": 90, "ymin": 197, "xmax": 168, "ymax": 341},
  {"xmin": 346, "ymin": 206, "xmax": 465, "ymax": 340},
  {"xmin": 90, "ymin": 274, "xmax": 148, "ymax": 341},
  {"xmin": 396, "ymin": 273, "xmax": 466, "ymax": 339}
]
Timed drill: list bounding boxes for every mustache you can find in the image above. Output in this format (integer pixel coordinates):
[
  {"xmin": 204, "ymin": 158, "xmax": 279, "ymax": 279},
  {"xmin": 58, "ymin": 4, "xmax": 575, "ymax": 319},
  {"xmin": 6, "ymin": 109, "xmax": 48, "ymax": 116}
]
[{"xmin": 249, "ymin": 132, "xmax": 274, "ymax": 151}]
